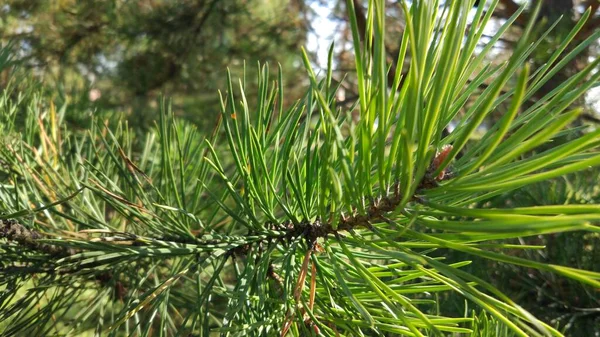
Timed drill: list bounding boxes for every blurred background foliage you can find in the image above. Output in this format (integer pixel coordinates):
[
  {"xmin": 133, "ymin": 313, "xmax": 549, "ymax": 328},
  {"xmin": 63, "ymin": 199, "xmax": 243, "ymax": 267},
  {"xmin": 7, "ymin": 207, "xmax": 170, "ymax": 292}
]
[
  {"xmin": 0, "ymin": 0, "xmax": 599, "ymax": 335},
  {"xmin": 1, "ymin": 0, "xmax": 599, "ymax": 125},
  {"xmin": 0, "ymin": 0, "xmax": 312, "ymax": 129}
]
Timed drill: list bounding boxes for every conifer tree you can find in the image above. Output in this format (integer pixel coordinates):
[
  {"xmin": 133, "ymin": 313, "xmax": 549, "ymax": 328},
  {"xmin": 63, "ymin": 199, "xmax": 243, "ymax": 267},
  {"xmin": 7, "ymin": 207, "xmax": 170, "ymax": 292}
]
[{"xmin": 1, "ymin": 1, "xmax": 600, "ymax": 336}]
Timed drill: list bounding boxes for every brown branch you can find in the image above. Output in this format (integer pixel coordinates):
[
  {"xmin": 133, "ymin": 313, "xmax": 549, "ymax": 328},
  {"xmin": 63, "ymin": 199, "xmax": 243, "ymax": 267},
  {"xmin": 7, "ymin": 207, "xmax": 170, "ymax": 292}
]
[
  {"xmin": 499, "ymin": 0, "xmax": 521, "ymax": 14},
  {"xmin": 352, "ymin": 0, "xmax": 367, "ymax": 43},
  {"xmin": 2, "ymin": 144, "xmax": 450, "ymax": 284},
  {"xmin": 0, "ymin": 219, "xmax": 74, "ymax": 256},
  {"xmin": 581, "ymin": 0, "xmax": 599, "ymax": 14},
  {"xmin": 283, "ymin": 162, "xmax": 450, "ymax": 243},
  {"xmin": 495, "ymin": 0, "xmax": 529, "ymax": 26},
  {"xmin": 575, "ymin": 2, "xmax": 600, "ymax": 41},
  {"xmin": 582, "ymin": 113, "xmax": 600, "ymax": 124},
  {"xmin": 1, "ymin": 220, "xmax": 135, "ymax": 303},
  {"xmin": 184, "ymin": 0, "xmax": 220, "ymax": 55}
]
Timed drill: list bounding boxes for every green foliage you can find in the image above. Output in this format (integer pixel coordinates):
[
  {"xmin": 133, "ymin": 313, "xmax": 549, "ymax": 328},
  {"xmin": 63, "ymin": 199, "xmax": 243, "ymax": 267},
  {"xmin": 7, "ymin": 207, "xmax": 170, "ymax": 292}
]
[
  {"xmin": 0, "ymin": 0, "xmax": 309, "ymax": 128},
  {"xmin": 1, "ymin": 0, "xmax": 600, "ymax": 336},
  {"xmin": 442, "ymin": 168, "xmax": 600, "ymax": 336}
]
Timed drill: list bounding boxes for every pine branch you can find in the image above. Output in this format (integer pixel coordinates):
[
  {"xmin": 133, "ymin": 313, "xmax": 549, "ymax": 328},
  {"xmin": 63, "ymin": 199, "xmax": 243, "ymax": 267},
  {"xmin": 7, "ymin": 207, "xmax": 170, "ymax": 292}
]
[
  {"xmin": 283, "ymin": 149, "xmax": 453, "ymax": 242},
  {"xmin": 0, "ymin": 219, "xmax": 74, "ymax": 256},
  {"xmin": 1, "ymin": 144, "xmax": 450, "ymax": 275}
]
